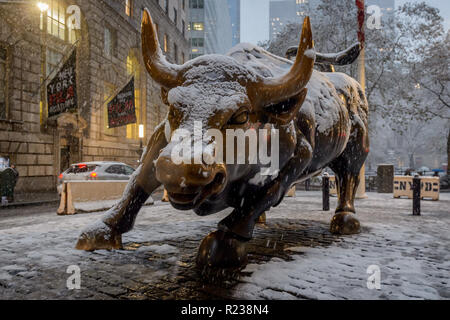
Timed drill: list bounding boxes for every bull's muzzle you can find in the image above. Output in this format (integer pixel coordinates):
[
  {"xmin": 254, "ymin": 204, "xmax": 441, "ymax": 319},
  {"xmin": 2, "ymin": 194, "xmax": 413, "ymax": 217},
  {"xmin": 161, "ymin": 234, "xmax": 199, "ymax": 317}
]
[{"xmin": 155, "ymin": 155, "xmax": 227, "ymax": 209}]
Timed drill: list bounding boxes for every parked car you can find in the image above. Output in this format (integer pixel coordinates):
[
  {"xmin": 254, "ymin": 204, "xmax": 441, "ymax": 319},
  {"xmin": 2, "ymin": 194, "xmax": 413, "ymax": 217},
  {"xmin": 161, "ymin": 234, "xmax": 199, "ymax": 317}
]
[{"xmin": 57, "ymin": 161, "xmax": 135, "ymax": 194}]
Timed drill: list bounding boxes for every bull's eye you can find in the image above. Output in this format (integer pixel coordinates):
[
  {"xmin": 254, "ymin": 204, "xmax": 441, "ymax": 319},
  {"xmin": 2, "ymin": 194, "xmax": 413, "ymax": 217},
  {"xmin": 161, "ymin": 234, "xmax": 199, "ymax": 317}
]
[{"xmin": 228, "ymin": 110, "xmax": 249, "ymax": 125}]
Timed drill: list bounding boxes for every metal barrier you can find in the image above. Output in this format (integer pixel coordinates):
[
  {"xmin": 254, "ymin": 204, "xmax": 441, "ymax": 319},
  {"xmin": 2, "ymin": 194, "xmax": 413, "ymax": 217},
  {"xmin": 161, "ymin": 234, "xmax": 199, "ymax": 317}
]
[
  {"xmin": 57, "ymin": 181, "xmax": 129, "ymax": 215},
  {"xmin": 322, "ymin": 174, "xmax": 330, "ymax": 211}
]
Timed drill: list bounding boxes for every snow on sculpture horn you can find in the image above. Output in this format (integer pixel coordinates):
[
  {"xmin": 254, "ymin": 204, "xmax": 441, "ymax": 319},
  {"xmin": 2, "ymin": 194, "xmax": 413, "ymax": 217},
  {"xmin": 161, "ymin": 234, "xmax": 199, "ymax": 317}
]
[{"xmin": 76, "ymin": 8, "xmax": 369, "ymax": 273}]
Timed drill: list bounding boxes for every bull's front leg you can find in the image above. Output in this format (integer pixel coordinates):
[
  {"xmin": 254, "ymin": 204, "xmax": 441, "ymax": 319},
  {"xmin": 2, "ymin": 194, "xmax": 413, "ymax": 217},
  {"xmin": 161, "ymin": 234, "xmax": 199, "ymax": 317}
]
[
  {"xmin": 76, "ymin": 123, "xmax": 168, "ymax": 251},
  {"xmin": 196, "ymin": 132, "xmax": 313, "ymax": 269}
]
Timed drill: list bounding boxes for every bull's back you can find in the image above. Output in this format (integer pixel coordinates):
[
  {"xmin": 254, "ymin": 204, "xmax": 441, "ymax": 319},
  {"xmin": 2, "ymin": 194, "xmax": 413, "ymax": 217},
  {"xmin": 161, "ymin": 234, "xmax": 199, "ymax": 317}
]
[{"xmin": 299, "ymin": 71, "xmax": 351, "ymax": 171}]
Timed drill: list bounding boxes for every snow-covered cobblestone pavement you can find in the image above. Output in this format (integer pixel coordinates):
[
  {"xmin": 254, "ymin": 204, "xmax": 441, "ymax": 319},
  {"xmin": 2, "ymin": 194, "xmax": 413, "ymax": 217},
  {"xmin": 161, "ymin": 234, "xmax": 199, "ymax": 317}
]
[{"xmin": 0, "ymin": 192, "xmax": 448, "ymax": 300}]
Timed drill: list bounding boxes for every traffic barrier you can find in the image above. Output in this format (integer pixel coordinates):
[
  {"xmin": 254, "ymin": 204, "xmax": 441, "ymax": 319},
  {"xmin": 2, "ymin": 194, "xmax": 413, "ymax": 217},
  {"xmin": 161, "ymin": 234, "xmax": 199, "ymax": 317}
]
[
  {"xmin": 393, "ymin": 176, "xmax": 439, "ymax": 201},
  {"xmin": 329, "ymin": 176, "xmax": 337, "ymax": 195},
  {"xmin": 286, "ymin": 186, "xmax": 296, "ymax": 197},
  {"xmin": 58, "ymin": 181, "xmax": 130, "ymax": 215}
]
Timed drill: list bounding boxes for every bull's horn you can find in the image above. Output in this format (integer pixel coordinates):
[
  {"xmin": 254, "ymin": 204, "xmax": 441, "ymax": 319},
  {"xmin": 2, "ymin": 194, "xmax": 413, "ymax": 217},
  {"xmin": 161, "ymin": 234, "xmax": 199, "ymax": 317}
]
[
  {"xmin": 142, "ymin": 9, "xmax": 182, "ymax": 88},
  {"xmin": 249, "ymin": 17, "xmax": 315, "ymax": 107}
]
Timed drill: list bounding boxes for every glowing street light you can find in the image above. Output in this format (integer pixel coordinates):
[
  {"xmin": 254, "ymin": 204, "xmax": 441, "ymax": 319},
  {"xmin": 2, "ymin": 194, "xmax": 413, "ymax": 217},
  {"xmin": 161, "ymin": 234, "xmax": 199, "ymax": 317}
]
[
  {"xmin": 138, "ymin": 124, "xmax": 145, "ymax": 157},
  {"xmin": 37, "ymin": 2, "xmax": 49, "ymax": 12}
]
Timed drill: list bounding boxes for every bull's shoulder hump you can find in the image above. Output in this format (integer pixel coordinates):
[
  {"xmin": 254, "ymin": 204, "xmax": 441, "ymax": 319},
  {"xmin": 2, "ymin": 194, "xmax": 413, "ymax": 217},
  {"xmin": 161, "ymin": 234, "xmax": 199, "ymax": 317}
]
[
  {"xmin": 227, "ymin": 43, "xmax": 291, "ymax": 78},
  {"xmin": 323, "ymin": 72, "xmax": 361, "ymax": 91},
  {"xmin": 305, "ymin": 71, "xmax": 341, "ymax": 101},
  {"xmin": 322, "ymin": 72, "xmax": 368, "ymax": 112}
]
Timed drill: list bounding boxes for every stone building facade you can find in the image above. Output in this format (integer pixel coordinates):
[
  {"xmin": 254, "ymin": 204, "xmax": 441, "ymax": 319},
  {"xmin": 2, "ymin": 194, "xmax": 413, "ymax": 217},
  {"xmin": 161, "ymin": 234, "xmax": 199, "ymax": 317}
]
[{"xmin": 0, "ymin": 0, "xmax": 189, "ymax": 193}]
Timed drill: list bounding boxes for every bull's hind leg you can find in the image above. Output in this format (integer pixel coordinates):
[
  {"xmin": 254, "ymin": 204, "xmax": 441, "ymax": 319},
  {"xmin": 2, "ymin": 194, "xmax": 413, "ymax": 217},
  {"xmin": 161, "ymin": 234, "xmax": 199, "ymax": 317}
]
[
  {"xmin": 329, "ymin": 115, "xmax": 369, "ymax": 235},
  {"xmin": 76, "ymin": 124, "xmax": 167, "ymax": 251}
]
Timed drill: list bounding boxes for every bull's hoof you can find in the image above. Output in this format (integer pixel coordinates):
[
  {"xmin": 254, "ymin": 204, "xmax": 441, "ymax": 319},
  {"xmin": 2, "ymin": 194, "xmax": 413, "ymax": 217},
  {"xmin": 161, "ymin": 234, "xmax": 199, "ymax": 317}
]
[
  {"xmin": 330, "ymin": 212, "xmax": 361, "ymax": 235},
  {"xmin": 75, "ymin": 222, "xmax": 122, "ymax": 251},
  {"xmin": 196, "ymin": 231, "xmax": 248, "ymax": 269}
]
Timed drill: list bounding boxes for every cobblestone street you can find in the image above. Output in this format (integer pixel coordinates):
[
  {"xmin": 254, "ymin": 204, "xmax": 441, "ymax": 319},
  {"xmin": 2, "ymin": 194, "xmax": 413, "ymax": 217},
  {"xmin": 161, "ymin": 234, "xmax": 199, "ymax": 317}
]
[{"xmin": 0, "ymin": 192, "xmax": 449, "ymax": 300}]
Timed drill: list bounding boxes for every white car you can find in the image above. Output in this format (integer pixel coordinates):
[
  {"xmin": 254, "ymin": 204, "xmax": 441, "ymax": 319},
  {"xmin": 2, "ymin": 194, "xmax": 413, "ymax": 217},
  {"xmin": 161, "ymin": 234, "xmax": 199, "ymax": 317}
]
[{"xmin": 57, "ymin": 161, "xmax": 135, "ymax": 194}]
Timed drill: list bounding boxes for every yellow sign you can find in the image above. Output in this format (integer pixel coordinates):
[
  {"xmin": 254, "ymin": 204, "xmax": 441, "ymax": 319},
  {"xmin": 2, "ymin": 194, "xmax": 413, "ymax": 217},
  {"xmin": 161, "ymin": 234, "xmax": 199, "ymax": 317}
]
[{"xmin": 393, "ymin": 176, "xmax": 439, "ymax": 201}]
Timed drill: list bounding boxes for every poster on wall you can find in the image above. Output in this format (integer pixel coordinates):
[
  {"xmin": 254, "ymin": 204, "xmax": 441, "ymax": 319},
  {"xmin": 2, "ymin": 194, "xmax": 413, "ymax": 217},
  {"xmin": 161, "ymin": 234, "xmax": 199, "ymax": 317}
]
[
  {"xmin": 47, "ymin": 50, "xmax": 77, "ymax": 118},
  {"xmin": 107, "ymin": 77, "xmax": 136, "ymax": 128}
]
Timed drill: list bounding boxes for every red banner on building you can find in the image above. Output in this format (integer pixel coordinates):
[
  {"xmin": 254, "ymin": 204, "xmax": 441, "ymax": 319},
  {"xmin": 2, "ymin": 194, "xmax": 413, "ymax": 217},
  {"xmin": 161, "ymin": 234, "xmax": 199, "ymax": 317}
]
[
  {"xmin": 47, "ymin": 50, "xmax": 77, "ymax": 118},
  {"xmin": 107, "ymin": 77, "xmax": 136, "ymax": 128}
]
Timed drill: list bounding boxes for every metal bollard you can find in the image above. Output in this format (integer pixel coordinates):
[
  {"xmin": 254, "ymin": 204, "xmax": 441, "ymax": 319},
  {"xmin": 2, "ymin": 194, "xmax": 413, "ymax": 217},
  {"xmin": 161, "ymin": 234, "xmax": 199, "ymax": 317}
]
[
  {"xmin": 305, "ymin": 178, "xmax": 311, "ymax": 191},
  {"xmin": 413, "ymin": 175, "xmax": 421, "ymax": 216},
  {"xmin": 322, "ymin": 173, "xmax": 330, "ymax": 211}
]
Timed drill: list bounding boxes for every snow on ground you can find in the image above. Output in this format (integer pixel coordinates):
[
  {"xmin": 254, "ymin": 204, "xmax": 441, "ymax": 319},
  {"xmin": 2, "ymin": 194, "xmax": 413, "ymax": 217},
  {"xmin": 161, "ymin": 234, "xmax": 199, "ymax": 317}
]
[
  {"xmin": 0, "ymin": 192, "xmax": 448, "ymax": 300},
  {"xmin": 233, "ymin": 193, "xmax": 450, "ymax": 300},
  {"xmin": 74, "ymin": 197, "xmax": 154, "ymax": 213}
]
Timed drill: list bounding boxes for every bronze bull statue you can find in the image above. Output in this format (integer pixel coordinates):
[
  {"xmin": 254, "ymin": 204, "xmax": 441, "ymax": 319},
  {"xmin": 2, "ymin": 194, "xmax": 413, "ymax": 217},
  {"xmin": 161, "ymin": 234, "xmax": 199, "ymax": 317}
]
[{"xmin": 76, "ymin": 9, "xmax": 369, "ymax": 269}]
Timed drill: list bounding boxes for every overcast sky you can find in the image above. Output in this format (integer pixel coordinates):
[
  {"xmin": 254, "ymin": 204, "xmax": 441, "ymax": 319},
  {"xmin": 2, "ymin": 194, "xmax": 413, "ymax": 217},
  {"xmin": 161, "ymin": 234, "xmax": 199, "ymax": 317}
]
[{"xmin": 241, "ymin": 0, "xmax": 450, "ymax": 44}]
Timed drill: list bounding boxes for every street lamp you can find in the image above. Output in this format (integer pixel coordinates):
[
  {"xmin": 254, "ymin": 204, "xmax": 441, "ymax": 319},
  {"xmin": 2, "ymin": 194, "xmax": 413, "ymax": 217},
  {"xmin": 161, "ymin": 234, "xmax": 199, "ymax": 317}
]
[
  {"xmin": 139, "ymin": 124, "xmax": 145, "ymax": 155},
  {"xmin": 37, "ymin": 2, "xmax": 49, "ymax": 12}
]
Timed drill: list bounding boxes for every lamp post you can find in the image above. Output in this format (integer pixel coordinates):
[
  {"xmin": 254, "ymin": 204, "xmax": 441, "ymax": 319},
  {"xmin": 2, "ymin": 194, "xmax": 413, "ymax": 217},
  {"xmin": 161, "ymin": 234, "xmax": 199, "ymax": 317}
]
[
  {"xmin": 356, "ymin": 0, "xmax": 368, "ymax": 199},
  {"xmin": 37, "ymin": 2, "xmax": 49, "ymax": 12},
  {"xmin": 138, "ymin": 124, "xmax": 145, "ymax": 158}
]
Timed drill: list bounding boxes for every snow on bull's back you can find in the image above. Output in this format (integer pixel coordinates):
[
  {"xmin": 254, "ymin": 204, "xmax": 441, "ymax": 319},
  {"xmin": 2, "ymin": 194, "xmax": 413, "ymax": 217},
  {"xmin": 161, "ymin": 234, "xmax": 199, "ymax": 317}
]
[{"xmin": 304, "ymin": 71, "xmax": 347, "ymax": 134}]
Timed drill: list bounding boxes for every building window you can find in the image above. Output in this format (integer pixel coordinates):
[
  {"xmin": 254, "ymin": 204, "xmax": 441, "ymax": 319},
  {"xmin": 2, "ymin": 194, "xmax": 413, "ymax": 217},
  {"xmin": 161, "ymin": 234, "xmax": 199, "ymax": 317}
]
[
  {"xmin": 104, "ymin": 26, "xmax": 118, "ymax": 58},
  {"xmin": 125, "ymin": 0, "xmax": 133, "ymax": 17},
  {"xmin": 181, "ymin": 52, "xmax": 185, "ymax": 64},
  {"xmin": 182, "ymin": 0, "xmax": 185, "ymax": 11},
  {"xmin": 191, "ymin": 38, "xmax": 204, "ymax": 47},
  {"xmin": 190, "ymin": 53, "xmax": 202, "ymax": 59},
  {"xmin": 190, "ymin": 0, "xmax": 204, "ymax": 9},
  {"xmin": 173, "ymin": 43, "xmax": 178, "ymax": 63},
  {"xmin": 182, "ymin": 20, "xmax": 185, "ymax": 37},
  {"xmin": 191, "ymin": 22, "xmax": 204, "ymax": 31},
  {"xmin": 163, "ymin": 34, "xmax": 169, "ymax": 53},
  {"xmin": 173, "ymin": 8, "xmax": 177, "ymax": 25},
  {"xmin": 46, "ymin": 48, "xmax": 63, "ymax": 78},
  {"xmin": 165, "ymin": 0, "xmax": 169, "ymax": 14},
  {"xmin": 0, "ymin": 45, "xmax": 7, "ymax": 119},
  {"xmin": 39, "ymin": 0, "xmax": 76, "ymax": 44}
]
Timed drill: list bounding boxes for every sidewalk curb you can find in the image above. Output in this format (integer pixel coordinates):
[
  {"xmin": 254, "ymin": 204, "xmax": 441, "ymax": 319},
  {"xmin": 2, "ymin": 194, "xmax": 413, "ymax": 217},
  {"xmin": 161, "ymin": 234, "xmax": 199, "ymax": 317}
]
[{"xmin": 0, "ymin": 199, "xmax": 60, "ymax": 210}]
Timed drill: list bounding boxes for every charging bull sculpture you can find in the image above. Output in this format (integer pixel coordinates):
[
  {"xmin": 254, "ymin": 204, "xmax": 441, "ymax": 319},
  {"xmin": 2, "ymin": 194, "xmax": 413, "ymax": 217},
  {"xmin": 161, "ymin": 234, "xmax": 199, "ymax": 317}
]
[{"xmin": 76, "ymin": 9, "xmax": 369, "ymax": 269}]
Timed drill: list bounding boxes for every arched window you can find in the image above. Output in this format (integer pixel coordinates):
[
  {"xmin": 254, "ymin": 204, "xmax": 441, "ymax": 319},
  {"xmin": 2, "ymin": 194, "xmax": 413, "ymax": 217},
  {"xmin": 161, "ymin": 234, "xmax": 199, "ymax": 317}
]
[
  {"xmin": 39, "ymin": 0, "xmax": 77, "ymax": 44},
  {"xmin": 39, "ymin": 0, "xmax": 79, "ymax": 126}
]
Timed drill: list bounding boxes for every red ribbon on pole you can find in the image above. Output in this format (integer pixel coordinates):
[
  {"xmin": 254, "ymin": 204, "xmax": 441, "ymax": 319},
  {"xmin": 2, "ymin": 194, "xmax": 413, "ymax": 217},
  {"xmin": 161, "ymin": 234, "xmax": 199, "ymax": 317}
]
[{"xmin": 356, "ymin": 0, "xmax": 365, "ymax": 47}]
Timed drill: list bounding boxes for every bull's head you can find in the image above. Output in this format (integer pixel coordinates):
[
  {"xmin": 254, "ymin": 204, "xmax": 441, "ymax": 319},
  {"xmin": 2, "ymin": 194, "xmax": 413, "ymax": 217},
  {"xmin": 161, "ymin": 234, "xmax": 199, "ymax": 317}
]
[{"xmin": 141, "ymin": 9, "xmax": 314, "ymax": 213}]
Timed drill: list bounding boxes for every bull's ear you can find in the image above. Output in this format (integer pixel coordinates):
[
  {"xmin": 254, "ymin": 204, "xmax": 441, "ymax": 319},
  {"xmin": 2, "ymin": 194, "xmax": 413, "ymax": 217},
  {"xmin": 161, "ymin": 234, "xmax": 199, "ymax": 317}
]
[
  {"xmin": 161, "ymin": 87, "xmax": 169, "ymax": 105},
  {"xmin": 262, "ymin": 88, "xmax": 308, "ymax": 125}
]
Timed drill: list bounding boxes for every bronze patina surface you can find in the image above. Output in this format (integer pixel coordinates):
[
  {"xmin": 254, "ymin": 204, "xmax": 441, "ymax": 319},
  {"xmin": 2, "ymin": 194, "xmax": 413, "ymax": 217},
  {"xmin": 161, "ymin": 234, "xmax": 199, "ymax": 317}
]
[{"xmin": 76, "ymin": 9, "xmax": 369, "ymax": 270}]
